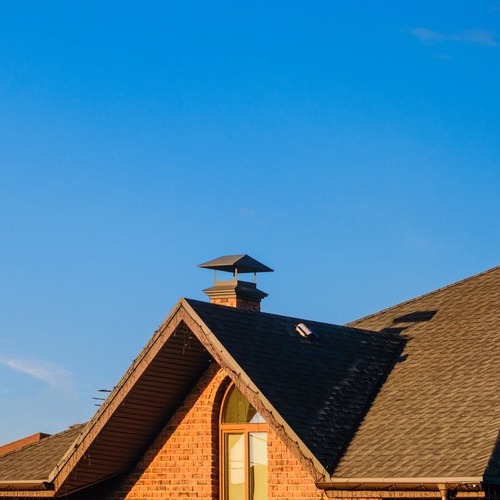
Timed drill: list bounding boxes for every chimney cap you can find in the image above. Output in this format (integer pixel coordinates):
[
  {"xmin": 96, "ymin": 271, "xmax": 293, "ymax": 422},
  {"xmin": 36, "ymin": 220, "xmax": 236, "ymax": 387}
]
[{"xmin": 198, "ymin": 254, "xmax": 273, "ymax": 274}]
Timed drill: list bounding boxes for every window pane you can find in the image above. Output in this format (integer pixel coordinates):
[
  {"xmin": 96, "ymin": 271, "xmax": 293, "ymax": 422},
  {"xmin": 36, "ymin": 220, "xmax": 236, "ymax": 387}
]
[
  {"xmin": 225, "ymin": 433, "xmax": 245, "ymax": 499},
  {"xmin": 249, "ymin": 432, "xmax": 268, "ymax": 500},
  {"xmin": 222, "ymin": 386, "xmax": 265, "ymax": 423}
]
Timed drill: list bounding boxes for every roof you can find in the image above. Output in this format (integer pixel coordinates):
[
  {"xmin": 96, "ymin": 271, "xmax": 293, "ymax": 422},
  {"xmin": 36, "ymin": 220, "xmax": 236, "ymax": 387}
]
[
  {"xmin": 332, "ymin": 266, "xmax": 500, "ymax": 483},
  {"xmin": 0, "ymin": 426, "xmax": 82, "ymax": 484},
  {"xmin": 1, "ymin": 265, "xmax": 498, "ymax": 496},
  {"xmin": 42, "ymin": 299, "xmax": 399, "ymax": 495},
  {"xmin": 185, "ymin": 299, "xmax": 403, "ymax": 475}
]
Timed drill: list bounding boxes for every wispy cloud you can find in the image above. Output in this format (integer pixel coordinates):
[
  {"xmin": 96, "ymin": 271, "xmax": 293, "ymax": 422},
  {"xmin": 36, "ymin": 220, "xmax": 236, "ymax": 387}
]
[
  {"xmin": 0, "ymin": 355, "xmax": 74, "ymax": 390},
  {"xmin": 408, "ymin": 28, "xmax": 498, "ymax": 47}
]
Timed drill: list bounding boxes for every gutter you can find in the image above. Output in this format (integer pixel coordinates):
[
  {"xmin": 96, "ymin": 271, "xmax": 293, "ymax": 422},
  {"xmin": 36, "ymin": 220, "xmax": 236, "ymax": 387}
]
[
  {"xmin": 316, "ymin": 477, "xmax": 484, "ymax": 500},
  {"xmin": 0, "ymin": 480, "xmax": 54, "ymax": 491}
]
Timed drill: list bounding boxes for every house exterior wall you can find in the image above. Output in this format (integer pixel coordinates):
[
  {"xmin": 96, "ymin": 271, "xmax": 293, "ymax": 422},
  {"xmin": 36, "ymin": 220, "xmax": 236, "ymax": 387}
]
[
  {"xmin": 267, "ymin": 431, "xmax": 326, "ymax": 499},
  {"xmin": 94, "ymin": 362, "xmax": 324, "ymax": 499}
]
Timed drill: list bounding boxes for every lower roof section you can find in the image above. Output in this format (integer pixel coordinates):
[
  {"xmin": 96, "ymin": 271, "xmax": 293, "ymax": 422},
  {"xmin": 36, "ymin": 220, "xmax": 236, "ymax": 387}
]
[{"xmin": 335, "ymin": 266, "xmax": 500, "ymax": 480}]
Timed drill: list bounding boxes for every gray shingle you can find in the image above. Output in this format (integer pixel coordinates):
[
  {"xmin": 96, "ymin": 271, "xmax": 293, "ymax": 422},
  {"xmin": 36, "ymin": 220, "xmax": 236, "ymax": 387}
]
[
  {"xmin": 334, "ymin": 266, "xmax": 500, "ymax": 479},
  {"xmin": 186, "ymin": 298, "xmax": 404, "ymax": 474},
  {"xmin": 0, "ymin": 426, "xmax": 82, "ymax": 481}
]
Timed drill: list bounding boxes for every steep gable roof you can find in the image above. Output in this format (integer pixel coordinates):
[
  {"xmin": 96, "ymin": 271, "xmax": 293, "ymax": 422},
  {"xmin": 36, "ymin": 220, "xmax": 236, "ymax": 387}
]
[
  {"xmin": 185, "ymin": 298, "xmax": 403, "ymax": 475},
  {"xmin": 328, "ymin": 266, "xmax": 500, "ymax": 487},
  {"xmin": 45, "ymin": 298, "xmax": 400, "ymax": 495}
]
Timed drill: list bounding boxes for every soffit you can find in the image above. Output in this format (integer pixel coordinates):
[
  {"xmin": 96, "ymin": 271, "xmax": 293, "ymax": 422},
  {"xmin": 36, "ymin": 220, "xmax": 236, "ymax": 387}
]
[{"xmin": 52, "ymin": 307, "xmax": 211, "ymax": 495}]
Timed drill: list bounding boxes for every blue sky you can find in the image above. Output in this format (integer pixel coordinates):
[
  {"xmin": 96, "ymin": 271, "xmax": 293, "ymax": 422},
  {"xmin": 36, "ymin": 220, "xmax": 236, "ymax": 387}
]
[{"xmin": 1, "ymin": 1, "xmax": 499, "ymax": 444}]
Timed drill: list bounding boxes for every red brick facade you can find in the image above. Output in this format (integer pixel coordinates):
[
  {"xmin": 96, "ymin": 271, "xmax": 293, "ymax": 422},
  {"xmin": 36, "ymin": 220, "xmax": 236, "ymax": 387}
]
[
  {"xmin": 96, "ymin": 362, "xmax": 324, "ymax": 499},
  {"xmin": 267, "ymin": 432, "xmax": 326, "ymax": 499}
]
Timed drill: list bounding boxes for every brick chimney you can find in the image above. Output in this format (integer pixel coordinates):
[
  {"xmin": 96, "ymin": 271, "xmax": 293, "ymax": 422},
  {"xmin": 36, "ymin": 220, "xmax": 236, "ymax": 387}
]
[{"xmin": 198, "ymin": 254, "xmax": 273, "ymax": 312}]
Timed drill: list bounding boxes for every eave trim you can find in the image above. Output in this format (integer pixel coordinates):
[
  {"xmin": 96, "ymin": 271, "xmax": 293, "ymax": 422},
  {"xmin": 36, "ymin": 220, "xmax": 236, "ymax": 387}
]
[
  {"xmin": 50, "ymin": 299, "xmax": 188, "ymax": 493},
  {"xmin": 0, "ymin": 480, "xmax": 54, "ymax": 491},
  {"xmin": 316, "ymin": 476, "xmax": 484, "ymax": 490}
]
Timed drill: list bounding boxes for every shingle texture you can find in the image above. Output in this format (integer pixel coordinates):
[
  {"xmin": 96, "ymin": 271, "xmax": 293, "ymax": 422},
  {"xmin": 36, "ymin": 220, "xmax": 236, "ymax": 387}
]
[
  {"xmin": 0, "ymin": 426, "xmax": 82, "ymax": 481},
  {"xmin": 186, "ymin": 298, "xmax": 404, "ymax": 474},
  {"xmin": 2, "ymin": 266, "xmax": 498, "ymax": 491},
  {"xmin": 334, "ymin": 266, "xmax": 500, "ymax": 480}
]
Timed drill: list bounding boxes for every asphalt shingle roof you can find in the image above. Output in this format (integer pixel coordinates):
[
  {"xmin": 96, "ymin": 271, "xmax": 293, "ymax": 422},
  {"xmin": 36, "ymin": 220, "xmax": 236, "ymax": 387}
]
[
  {"xmin": 186, "ymin": 298, "xmax": 404, "ymax": 475},
  {"xmin": 334, "ymin": 266, "xmax": 500, "ymax": 479},
  {"xmin": 0, "ymin": 426, "xmax": 82, "ymax": 481},
  {"xmin": 2, "ymin": 266, "xmax": 498, "ymax": 490}
]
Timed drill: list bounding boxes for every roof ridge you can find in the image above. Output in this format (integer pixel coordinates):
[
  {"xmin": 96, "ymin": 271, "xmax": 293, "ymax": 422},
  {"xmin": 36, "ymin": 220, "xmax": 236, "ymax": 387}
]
[
  {"xmin": 184, "ymin": 298, "xmax": 402, "ymax": 340},
  {"xmin": 347, "ymin": 265, "xmax": 500, "ymax": 327},
  {"xmin": 0, "ymin": 426, "xmax": 83, "ymax": 460}
]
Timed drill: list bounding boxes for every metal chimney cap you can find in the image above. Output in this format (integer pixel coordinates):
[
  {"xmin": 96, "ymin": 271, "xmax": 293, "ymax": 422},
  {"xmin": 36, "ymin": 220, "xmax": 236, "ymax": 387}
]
[{"xmin": 198, "ymin": 254, "xmax": 273, "ymax": 274}]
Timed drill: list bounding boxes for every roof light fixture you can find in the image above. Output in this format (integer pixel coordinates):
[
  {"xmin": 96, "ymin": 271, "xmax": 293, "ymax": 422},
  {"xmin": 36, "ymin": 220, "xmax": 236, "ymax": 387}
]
[{"xmin": 296, "ymin": 322, "xmax": 316, "ymax": 338}]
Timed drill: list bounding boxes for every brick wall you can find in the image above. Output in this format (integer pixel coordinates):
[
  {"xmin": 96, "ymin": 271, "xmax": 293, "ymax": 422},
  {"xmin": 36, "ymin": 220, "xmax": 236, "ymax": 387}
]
[
  {"xmin": 90, "ymin": 362, "xmax": 324, "ymax": 499},
  {"xmin": 268, "ymin": 432, "xmax": 326, "ymax": 499},
  {"xmin": 210, "ymin": 296, "xmax": 261, "ymax": 311}
]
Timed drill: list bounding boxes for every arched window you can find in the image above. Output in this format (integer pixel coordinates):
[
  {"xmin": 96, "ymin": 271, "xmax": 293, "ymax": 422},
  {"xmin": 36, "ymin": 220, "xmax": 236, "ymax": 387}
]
[{"xmin": 220, "ymin": 384, "xmax": 268, "ymax": 500}]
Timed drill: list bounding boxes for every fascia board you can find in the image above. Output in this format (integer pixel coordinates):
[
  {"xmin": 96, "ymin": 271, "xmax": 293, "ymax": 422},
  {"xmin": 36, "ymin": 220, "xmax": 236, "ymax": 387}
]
[
  {"xmin": 50, "ymin": 298, "xmax": 187, "ymax": 490},
  {"xmin": 316, "ymin": 476, "xmax": 484, "ymax": 490}
]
